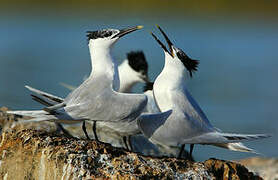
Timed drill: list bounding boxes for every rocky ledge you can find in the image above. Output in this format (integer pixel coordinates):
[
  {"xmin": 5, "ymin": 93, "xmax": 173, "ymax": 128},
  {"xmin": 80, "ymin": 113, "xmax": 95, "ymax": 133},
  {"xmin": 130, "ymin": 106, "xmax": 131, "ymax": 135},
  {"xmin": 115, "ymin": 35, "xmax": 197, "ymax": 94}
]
[
  {"xmin": 0, "ymin": 107, "xmax": 262, "ymax": 179},
  {"xmin": 237, "ymin": 157, "xmax": 278, "ymax": 180}
]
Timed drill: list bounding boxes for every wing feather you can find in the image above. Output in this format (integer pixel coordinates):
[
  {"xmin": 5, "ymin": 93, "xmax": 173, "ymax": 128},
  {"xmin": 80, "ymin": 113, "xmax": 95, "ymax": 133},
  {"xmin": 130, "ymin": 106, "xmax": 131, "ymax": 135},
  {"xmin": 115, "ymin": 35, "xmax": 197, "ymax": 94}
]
[
  {"xmin": 65, "ymin": 89, "xmax": 148, "ymax": 122},
  {"xmin": 137, "ymin": 110, "xmax": 173, "ymax": 138}
]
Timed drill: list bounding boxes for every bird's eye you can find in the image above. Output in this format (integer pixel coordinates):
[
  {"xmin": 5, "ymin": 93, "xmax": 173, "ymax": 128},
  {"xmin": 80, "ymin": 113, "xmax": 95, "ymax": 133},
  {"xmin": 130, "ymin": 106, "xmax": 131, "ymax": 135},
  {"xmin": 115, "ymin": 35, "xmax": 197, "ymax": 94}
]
[
  {"xmin": 175, "ymin": 50, "xmax": 199, "ymax": 77},
  {"xmin": 176, "ymin": 50, "xmax": 189, "ymax": 60}
]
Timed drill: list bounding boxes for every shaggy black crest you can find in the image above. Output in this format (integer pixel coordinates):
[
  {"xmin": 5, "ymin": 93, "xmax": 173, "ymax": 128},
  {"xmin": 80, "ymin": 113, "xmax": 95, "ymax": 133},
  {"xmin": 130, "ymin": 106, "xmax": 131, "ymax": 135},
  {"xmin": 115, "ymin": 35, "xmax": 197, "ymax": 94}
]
[
  {"xmin": 176, "ymin": 49, "xmax": 199, "ymax": 77},
  {"xmin": 86, "ymin": 29, "xmax": 117, "ymax": 40},
  {"xmin": 143, "ymin": 82, "xmax": 154, "ymax": 92},
  {"xmin": 127, "ymin": 51, "xmax": 148, "ymax": 75}
]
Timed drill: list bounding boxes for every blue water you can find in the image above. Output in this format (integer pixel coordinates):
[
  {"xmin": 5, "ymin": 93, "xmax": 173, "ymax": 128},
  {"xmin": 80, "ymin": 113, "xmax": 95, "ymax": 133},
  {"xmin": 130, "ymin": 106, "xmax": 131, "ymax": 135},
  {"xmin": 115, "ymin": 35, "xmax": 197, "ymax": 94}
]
[{"xmin": 0, "ymin": 15, "xmax": 277, "ymax": 161}]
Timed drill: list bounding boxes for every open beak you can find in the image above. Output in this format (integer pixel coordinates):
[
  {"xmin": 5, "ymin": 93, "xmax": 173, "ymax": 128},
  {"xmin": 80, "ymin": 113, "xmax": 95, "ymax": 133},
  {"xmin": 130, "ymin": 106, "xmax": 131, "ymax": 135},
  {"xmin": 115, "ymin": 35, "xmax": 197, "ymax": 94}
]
[
  {"xmin": 156, "ymin": 25, "xmax": 174, "ymax": 57},
  {"xmin": 150, "ymin": 32, "xmax": 173, "ymax": 57},
  {"xmin": 113, "ymin": 25, "xmax": 143, "ymax": 39}
]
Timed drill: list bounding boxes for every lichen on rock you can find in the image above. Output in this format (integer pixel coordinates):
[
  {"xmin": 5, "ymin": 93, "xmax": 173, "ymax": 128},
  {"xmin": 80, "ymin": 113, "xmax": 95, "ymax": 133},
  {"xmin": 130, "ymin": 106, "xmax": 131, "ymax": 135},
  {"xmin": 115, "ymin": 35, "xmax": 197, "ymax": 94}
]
[{"xmin": 0, "ymin": 107, "xmax": 262, "ymax": 179}]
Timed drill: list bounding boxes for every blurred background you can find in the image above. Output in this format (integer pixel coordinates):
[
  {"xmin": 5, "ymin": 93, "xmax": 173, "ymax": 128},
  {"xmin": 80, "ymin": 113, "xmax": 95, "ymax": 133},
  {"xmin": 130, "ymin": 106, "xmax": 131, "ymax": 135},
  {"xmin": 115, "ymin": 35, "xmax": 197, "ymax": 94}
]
[{"xmin": 0, "ymin": 0, "xmax": 277, "ymax": 161}]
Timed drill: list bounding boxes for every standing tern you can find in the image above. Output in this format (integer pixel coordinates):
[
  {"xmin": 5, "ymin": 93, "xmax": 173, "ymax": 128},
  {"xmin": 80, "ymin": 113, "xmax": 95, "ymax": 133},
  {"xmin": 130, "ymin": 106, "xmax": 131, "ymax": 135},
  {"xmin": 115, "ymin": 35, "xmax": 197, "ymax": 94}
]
[
  {"xmin": 137, "ymin": 25, "xmax": 270, "ymax": 158},
  {"xmin": 58, "ymin": 50, "xmax": 150, "ymax": 142},
  {"xmin": 8, "ymin": 26, "xmax": 147, "ymax": 142},
  {"xmin": 22, "ymin": 51, "xmax": 151, "ymax": 149},
  {"xmin": 63, "ymin": 51, "xmax": 150, "ymax": 148}
]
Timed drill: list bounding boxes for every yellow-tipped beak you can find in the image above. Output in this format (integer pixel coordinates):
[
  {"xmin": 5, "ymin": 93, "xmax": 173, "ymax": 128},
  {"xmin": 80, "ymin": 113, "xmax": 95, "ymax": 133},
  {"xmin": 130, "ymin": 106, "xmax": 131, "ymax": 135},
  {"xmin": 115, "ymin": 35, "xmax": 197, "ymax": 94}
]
[
  {"xmin": 137, "ymin": 25, "xmax": 144, "ymax": 30},
  {"xmin": 113, "ymin": 25, "xmax": 143, "ymax": 39}
]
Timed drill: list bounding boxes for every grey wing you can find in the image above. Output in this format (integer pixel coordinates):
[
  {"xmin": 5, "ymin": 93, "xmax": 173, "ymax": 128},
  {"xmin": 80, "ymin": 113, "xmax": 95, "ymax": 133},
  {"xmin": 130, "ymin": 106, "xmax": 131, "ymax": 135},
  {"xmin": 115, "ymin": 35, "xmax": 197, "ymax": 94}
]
[
  {"xmin": 137, "ymin": 110, "xmax": 173, "ymax": 138},
  {"xmin": 65, "ymin": 89, "xmax": 148, "ymax": 122},
  {"xmin": 174, "ymin": 87, "xmax": 213, "ymax": 129},
  {"xmin": 108, "ymin": 90, "xmax": 148, "ymax": 122}
]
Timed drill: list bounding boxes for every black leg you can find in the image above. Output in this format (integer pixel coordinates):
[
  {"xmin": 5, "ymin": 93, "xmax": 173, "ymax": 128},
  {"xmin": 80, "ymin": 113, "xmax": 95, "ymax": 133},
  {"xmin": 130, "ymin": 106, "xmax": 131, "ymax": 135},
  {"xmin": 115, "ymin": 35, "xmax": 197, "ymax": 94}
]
[
  {"xmin": 190, "ymin": 144, "xmax": 194, "ymax": 158},
  {"xmin": 82, "ymin": 121, "xmax": 90, "ymax": 140},
  {"xmin": 55, "ymin": 122, "xmax": 74, "ymax": 138},
  {"xmin": 92, "ymin": 121, "xmax": 99, "ymax": 141},
  {"xmin": 123, "ymin": 136, "xmax": 129, "ymax": 150},
  {"xmin": 178, "ymin": 144, "xmax": 185, "ymax": 158},
  {"xmin": 127, "ymin": 136, "xmax": 133, "ymax": 151}
]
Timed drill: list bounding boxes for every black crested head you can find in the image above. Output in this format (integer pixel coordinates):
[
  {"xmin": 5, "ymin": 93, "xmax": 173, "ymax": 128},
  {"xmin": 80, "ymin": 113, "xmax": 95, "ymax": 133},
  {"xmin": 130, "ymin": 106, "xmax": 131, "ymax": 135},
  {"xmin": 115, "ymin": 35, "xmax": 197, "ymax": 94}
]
[
  {"xmin": 176, "ymin": 49, "xmax": 199, "ymax": 77},
  {"xmin": 143, "ymin": 82, "xmax": 154, "ymax": 92},
  {"xmin": 127, "ymin": 51, "xmax": 148, "ymax": 75},
  {"xmin": 86, "ymin": 29, "xmax": 118, "ymax": 41}
]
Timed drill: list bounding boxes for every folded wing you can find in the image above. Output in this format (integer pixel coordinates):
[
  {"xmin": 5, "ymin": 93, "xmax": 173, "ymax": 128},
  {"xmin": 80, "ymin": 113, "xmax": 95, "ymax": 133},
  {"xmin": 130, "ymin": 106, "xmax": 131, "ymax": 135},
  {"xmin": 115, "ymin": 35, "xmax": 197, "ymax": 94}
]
[{"xmin": 137, "ymin": 110, "xmax": 173, "ymax": 138}]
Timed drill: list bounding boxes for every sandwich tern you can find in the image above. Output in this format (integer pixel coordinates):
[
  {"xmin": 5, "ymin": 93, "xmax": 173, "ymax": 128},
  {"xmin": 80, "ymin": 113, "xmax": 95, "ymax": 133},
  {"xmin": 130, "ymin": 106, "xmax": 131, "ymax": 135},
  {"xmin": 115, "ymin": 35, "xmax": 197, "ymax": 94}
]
[
  {"xmin": 118, "ymin": 51, "xmax": 149, "ymax": 92},
  {"xmin": 59, "ymin": 51, "xmax": 151, "ymax": 149},
  {"xmin": 23, "ymin": 51, "xmax": 151, "ymax": 149},
  {"xmin": 137, "ymin": 25, "xmax": 270, "ymax": 158},
  {"xmin": 8, "ymin": 26, "xmax": 147, "ymax": 143}
]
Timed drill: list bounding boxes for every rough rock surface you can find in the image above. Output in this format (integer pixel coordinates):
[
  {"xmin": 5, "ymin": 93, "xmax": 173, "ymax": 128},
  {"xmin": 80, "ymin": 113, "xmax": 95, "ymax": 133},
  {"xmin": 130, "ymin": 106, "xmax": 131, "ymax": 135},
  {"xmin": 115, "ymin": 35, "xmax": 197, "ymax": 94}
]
[
  {"xmin": 0, "ymin": 107, "xmax": 262, "ymax": 179},
  {"xmin": 238, "ymin": 157, "xmax": 278, "ymax": 180}
]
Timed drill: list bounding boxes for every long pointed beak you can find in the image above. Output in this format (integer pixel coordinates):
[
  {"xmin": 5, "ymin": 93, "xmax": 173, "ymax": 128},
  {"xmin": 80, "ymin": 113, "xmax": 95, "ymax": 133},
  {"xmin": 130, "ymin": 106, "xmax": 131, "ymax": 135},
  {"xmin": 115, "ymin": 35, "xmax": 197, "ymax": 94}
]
[
  {"xmin": 156, "ymin": 25, "xmax": 174, "ymax": 56},
  {"xmin": 113, "ymin": 25, "xmax": 143, "ymax": 39},
  {"xmin": 150, "ymin": 32, "xmax": 173, "ymax": 57}
]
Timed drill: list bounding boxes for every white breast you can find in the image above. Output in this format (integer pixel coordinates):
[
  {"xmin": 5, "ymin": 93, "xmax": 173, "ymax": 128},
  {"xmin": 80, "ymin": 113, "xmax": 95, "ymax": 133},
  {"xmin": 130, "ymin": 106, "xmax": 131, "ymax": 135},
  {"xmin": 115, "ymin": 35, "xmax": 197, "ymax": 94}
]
[{"xmin": 153, "ymin": 54, "xmax": 187, "ymax": 112}]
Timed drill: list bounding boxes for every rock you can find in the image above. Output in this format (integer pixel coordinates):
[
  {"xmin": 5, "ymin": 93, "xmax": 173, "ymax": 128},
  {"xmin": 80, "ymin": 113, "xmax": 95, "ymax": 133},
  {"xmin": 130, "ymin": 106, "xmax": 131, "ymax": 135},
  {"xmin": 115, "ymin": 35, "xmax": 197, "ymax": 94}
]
[
  {"xmin": 0, "ymin": 107, "xmax": 262, "ymax": 179},
  {"xmin": 0, "ymin": 129, "xmax": 262, "ymax": 179},
  {"xmin": 237, "ymin": 157, "xmax": 278, "ymax": 180},
  {"xmin": 0, "ymin": 106, "xmax": 17, "ymax": 132}
]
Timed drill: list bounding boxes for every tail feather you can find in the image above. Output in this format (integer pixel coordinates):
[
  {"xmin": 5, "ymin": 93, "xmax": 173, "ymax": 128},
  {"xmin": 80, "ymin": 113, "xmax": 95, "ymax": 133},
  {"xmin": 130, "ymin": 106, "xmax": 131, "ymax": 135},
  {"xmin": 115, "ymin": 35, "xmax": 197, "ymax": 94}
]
[
  {"xmin": 190, "ymin": 131, "xmax": 270, "ymax": 144},
  {"xmin": 185, "ymin": 132, "xmax": 270, "ymax": 154},
  {"xmin": 7, "ymin": 110, "xmax": 58, "ymax": 123},
  {"xmin": 220, "ymin": 132, "xmax": 270, "ymax": 142},
  {"xmin": 20, "ymin": 116, "xmax": 56, "ymax": 123},
  {"xmin": 213, "ymin": 142, "xmax": 259, "ymax": 154},
  {"xmin": 25, "ymin": 85, "xmax": 64, "ymax": 103},
  {"xmin": 7, "ymin": 110, "xmax": 47, "ymax": 117},
  {"xmin": 7, "ymin": 110, "xmax": 81, "ymax": 124},
  {"xmin": 31, "ymin": 94, "xmax": 54, "ymax": 107}
]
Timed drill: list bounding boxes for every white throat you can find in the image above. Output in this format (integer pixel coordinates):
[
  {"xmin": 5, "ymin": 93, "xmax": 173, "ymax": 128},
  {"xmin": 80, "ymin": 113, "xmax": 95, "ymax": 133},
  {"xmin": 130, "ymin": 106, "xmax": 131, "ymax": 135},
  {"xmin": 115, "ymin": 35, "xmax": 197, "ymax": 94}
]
[
  {"xmin": 118, "ymin": 59, "xmax": 142, "ymax": 93},
  {"xmin": 88, "ymin": 40, "xmax": 120, "ymax": 91},
  {"xmin": 153, "ymin": 52, "xmax": 187, "ymax": 111}
]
